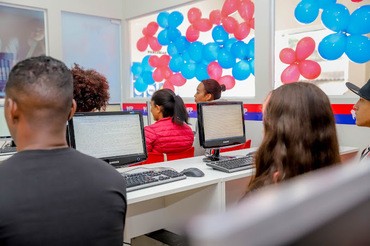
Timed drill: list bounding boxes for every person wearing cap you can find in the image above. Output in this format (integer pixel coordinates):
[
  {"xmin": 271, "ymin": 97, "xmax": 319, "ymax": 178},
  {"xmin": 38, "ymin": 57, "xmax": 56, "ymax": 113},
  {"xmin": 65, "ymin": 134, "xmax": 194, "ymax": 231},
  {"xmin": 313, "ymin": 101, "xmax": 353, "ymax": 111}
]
[{"xmin": 346, "ymin": 78, "xmax": 370, "ymax": 160}]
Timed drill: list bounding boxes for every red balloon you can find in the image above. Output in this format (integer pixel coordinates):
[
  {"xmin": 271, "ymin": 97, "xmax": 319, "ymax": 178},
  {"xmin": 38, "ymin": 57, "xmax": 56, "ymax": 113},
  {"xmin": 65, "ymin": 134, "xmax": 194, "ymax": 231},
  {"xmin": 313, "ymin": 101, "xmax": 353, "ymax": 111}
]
[
  {"xmin": 148, "ymin": 55, "xmax": 159, "ymax": 67},
  {"xmin": 209, "ymin": 10, "xmax": 222, "ymax": 25},
  {"xmin": 136, "ymin": 37, "xmax": 148, "ymax": 52},
  {"xmin": 222, "ymin": 0, "xmax": 241, "ymax": 17},
  {"xmin": 238, "ymin": 0, "xmax": 254, "ymax": 21},
  {"xmin": 222, "ymin": 16, "xmax": 239, "ymax": 34},
  {"xmin": 163, "ymin": 80, "xmax": 175, "ymax": 91},
  {"xmin": 153, "ymin": 68, "xmax": 164, "ymax": 82},
  {"xmin": 249, "ymin": 18, "xmax": 255, "ymax": 29},
  {"xmin": 169, "ymin": 73, "xmax": 187, "ymax": 86},
  {"xmin": 299, "ymin": 60, "xmax": 321, "ymax": 80},
  {"xmin": 207, "ymin": 61, "xmax": 223, "ymax": 80},
  {"xmin": 188, "ymin": 7, "xmax": 202, "ymax": 24},
  {"xmin": 296, "ymin": 37, "xmax": 315, "ymax": 61},
  {"xmin": 351, "ymin": 0, "xmax": 363, "ymax": 2},
  {"xmin": 158, "ymin": 55, "xmax": 171, "ymax": 67},
  {"xmin": 281, "ymin": 64, "xmax": 300, "ymax": 84},
  {"xmin": 193, "ymin": 18, "xmax": 213, "ymax": 32},
  {"xmin": 146, "ymin": 22, "xmax": 159, "ymax": 36},
  {"xmin": 147, "ymin": 36, "xmax": 162, "ymax": 51},
  {"xmin": 142, "ymin": 27, "xmax": 148, "ymax": 36},
  {"xmin": 186, "ymin": 25, "xmax": 200, "ymax": 42},
  {"xmin": 234, "ymin": 22, "xmax": 250, "ymax": 40},
  {"xmin": 279, "ymin": 48, "xmax": 296, "ymax": 64},
  {"xmin": 160, "ymin": 66, "xmax": 173, "ymax": 79},
  {"xmin": 219, "ymin": 75, "xmax": 236, "ymax": 90}
]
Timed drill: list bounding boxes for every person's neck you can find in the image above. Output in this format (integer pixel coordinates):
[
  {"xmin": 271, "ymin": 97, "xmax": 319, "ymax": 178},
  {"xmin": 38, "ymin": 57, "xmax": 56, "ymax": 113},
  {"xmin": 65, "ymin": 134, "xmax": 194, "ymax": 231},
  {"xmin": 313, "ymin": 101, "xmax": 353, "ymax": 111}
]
[{"xmin": 16, "ymin": 131, "xmax": 68, "ymax": 152}]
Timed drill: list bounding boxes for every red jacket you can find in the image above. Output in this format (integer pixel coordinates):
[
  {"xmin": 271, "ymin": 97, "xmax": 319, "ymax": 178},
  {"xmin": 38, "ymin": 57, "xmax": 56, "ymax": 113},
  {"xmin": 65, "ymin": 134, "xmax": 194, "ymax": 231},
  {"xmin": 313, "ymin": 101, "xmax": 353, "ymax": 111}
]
[{"xmin": 144, "ymin": 117, "xmax": 194, "ymax": 153}]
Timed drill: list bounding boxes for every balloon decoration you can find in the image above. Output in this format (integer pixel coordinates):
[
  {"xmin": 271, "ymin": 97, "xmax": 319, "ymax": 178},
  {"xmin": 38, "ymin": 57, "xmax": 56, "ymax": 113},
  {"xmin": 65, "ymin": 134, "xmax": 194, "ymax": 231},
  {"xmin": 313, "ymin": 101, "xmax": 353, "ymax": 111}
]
[
  {"xmin": 132, "ymin": 0, "xmax": 258, "ymax": 94},
  {"xmin": 279, "ymin": 37, "xmax": 321, "ymax": 84}
]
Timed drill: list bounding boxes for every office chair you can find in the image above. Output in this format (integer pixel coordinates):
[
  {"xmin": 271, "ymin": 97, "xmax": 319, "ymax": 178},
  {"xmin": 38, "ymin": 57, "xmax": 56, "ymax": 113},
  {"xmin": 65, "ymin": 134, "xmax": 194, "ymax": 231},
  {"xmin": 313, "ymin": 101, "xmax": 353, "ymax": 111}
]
[
  {"xmin": 130, "ymin": 147, "xmax": 195, "ymax": 166},
  {"xmin": 220, "ymin": 139, "xmax": 251, "ymax": 153}
]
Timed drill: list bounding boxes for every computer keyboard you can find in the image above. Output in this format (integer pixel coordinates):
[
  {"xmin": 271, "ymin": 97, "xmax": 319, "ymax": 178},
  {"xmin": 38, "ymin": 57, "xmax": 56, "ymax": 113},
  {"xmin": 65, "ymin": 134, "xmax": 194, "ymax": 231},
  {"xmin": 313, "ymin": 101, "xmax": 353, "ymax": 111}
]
[
  {"xmin": 122, "ymin": 168, "xmax": 187, "ymax": 192},
  {"xmin": 206, "ymin": 155, "xmax": 254, "ymax": 173},
  {"xmin": 0, "ymin": 146, "xmax": 17, "ymax": 155}
]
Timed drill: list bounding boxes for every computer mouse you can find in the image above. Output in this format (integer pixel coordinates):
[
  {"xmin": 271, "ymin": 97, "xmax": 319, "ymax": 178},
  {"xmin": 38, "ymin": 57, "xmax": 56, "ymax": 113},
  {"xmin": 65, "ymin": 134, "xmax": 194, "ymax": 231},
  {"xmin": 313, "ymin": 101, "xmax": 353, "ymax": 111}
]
[{"xmin": 181, "ymin": 168, "xmax": 205, "ymax": 177}]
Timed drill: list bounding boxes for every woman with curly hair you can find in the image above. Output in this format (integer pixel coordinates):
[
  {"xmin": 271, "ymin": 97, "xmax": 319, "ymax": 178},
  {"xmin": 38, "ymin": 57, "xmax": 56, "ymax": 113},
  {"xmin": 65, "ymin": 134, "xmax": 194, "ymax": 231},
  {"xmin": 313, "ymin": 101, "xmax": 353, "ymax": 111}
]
[
  {"xmin": 70, "ymin": 63, "xmax": 110, "ymax": 112},
  {"xmin": 247, "ymin": 82, "xmax": 340, "ymax": 192}
]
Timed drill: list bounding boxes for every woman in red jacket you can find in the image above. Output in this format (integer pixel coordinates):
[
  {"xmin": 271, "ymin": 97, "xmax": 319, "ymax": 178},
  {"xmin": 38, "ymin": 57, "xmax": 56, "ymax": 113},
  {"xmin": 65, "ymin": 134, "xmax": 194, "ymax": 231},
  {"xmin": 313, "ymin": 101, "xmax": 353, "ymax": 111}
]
[{"xmin": 145, "ymin": 89, "xmax": 194, "ymax": 153}]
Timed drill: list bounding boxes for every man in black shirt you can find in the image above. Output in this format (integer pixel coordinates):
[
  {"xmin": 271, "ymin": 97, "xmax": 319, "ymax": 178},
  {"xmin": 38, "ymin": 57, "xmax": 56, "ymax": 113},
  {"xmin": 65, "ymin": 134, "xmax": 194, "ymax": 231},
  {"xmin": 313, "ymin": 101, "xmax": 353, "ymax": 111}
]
[{"xmin": 0, "ymin": 56, "xmax": 127, "ymax": 245}]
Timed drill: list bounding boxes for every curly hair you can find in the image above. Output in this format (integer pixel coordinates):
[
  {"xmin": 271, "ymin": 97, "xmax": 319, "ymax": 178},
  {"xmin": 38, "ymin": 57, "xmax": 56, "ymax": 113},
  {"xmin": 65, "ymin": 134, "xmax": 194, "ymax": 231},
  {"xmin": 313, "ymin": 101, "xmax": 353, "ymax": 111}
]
[{"xmin": 70, "ymin": 63, "xmax": 110, "ymax": 112}]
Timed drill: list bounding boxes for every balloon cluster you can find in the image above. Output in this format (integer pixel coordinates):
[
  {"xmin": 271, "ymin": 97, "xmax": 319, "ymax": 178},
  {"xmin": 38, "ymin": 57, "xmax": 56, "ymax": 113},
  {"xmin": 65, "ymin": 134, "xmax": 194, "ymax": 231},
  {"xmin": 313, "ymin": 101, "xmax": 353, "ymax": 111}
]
[
  {"xmin": 132, "ymin": 0, "xmax": 256, "ymax": 92},
  {"xmin": 318, "ymin": 4, "xmax": 370, "ymax": 63},
  {"xmin": 136, "ymin": 22, "xmax": 161, "ymax": 52},
  {"xmin": 279, "ymin": 37, "xmax": 321, "ymax": 84},
  {"xmin": 295, "ymin": 0, "xmax": 370, "ymax": 64},
  {"xmin": 132, "ymin": 56, "xmax": 155, "ymax": 92}
]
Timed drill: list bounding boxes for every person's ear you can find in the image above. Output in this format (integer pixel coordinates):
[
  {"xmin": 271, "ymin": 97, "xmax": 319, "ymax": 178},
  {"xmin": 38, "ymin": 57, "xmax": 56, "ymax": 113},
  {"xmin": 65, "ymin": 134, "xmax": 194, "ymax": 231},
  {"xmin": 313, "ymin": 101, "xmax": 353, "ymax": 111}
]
[
  {"xmin": 273, "ymin": 171, "xmax": 279, "ymax": 184},
  {"xmin": 205, "ymin": 93, "xmax": 213, "ymax": 101},
  {"xmin": 68, "ymin": 99, "xmax": 77, "ymax": 120},
  {"xmin": 155, "ymin": 104, "xmax": 162, "ymax": 113},
  {"xmin": 7, "ymin": 98, "xmax": 19, "ymax": 124}
]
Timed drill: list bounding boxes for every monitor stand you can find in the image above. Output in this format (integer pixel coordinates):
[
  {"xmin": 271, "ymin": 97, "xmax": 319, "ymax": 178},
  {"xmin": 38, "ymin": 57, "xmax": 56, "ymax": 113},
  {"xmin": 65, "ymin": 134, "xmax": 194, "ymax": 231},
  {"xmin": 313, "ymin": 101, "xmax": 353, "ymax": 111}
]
[{"xmin": 202, "ymin": 149, "xmax": 234, "ymax": 162}]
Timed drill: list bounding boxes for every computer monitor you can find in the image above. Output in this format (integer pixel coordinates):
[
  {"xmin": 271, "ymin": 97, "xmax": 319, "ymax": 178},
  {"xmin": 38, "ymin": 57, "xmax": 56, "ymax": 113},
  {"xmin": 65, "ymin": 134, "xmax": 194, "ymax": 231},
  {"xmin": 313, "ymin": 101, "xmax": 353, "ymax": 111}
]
[
  {"xmin": 197, "ymin": 101, "xmax": 246, "ymax": 161},
  {"xmin": 68, "ymin": 111, "xmax": 147, "ymax": 168},
  {"xmin": 146, "ymin": 101, "xmax": 155, "ymax": 126},
  {"xmin": 186, "ymin": 159, "xmax": 370, "ymax": 246},
  {"xmin": 0, "ymin": 106, "xmax": 12, "ymax": 141}
]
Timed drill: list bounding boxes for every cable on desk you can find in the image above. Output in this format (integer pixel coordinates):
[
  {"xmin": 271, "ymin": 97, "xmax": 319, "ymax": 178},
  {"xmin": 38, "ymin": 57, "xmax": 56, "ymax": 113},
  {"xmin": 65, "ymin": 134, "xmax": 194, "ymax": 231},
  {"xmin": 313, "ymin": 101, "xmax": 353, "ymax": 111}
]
[
  {"xmin": 123, "ymin": 241, "xmax": 131, "ymax": 245},
  {"xmin": 120, "ymin": 166, "xmax": 177, "ymax": 174}
]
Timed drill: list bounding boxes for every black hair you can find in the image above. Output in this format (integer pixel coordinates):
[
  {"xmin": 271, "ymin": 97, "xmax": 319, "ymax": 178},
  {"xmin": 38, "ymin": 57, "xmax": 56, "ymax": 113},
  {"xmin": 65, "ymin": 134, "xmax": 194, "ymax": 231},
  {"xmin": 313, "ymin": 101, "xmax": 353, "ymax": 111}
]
[
  {"xmin": 201, "ymin": 79, "xmax": 226, "ymax": 100},
  {"xmin": 151, "ymin": 89, "xmax": 189, "ymax": 125},
  {"xmin": 5, "ymin": 56, "xmax": 73, "ymax": 113}
]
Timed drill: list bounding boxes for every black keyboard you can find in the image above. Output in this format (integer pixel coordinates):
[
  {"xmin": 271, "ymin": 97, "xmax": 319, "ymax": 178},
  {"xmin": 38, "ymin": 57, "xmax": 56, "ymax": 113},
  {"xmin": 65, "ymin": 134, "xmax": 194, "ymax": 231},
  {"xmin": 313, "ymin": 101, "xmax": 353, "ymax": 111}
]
[
  {"xmin": 122, "ymin": 168, "xmax": 187, "ymax": 192},
  {"xmin": 0, "ymin": 146, "xmax": 17, "ymax": 155},
  {"xmin": 206, "ymin": 155, "xmax": 254, "ymax": 173}
]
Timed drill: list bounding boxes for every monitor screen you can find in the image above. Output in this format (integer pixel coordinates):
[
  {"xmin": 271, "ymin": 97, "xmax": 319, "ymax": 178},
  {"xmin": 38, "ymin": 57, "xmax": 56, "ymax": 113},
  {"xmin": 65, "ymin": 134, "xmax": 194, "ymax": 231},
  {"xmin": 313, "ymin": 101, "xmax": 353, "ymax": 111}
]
[
  {"xmin": 197, "ymin": 101, "xmax": 246, "ymax": 150},
  {"xmin": 68, "ymin": 111, "xmax": 147, "ymax": 167},
  {"xmin": 0, "ymin": 106, "xmax": 12, "ymax": 140}
]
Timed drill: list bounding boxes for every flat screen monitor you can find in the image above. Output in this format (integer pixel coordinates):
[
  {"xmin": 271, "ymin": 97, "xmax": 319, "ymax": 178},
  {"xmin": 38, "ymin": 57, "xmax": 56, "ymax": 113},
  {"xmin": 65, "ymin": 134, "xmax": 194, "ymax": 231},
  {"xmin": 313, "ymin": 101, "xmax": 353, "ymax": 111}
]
[
  {"xmin": 68, "ymin": 111, "xmax": 147, "ymax": 168},
  {"xmin": 197, "ymin": 101, "xmax": 246, "ymax": 161},
  {"xmin": 0, "ymin": 106, "xmax": 12, "ymax": 141}
]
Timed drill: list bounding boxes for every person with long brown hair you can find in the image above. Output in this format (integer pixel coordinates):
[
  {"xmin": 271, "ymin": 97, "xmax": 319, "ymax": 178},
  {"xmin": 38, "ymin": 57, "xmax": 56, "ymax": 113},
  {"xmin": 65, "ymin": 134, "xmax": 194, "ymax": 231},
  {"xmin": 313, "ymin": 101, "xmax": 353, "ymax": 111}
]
[{"xmin": 247, "ymin": 82, "xmax": 341, "ymax": 192}]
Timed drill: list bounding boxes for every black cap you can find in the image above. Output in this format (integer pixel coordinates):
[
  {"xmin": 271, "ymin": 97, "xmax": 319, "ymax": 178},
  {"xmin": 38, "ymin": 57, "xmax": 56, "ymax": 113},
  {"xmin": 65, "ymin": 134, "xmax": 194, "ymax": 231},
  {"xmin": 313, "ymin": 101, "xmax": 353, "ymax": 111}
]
[{"xmin": 346, "ymin": 79, "xmax": 370, "ymax": 101}]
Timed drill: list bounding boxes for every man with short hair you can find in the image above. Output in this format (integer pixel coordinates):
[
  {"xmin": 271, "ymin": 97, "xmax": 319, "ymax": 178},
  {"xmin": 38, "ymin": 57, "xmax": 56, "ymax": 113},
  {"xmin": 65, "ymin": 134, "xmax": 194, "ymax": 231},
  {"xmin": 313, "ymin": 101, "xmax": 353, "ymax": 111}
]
[
  {"xmin": 0, "ymin": 56, "xmax": 127, "ymax": 245},
  {"xmin": 346, "ymin": 78, "xmax": 370, "ymax": 160}
]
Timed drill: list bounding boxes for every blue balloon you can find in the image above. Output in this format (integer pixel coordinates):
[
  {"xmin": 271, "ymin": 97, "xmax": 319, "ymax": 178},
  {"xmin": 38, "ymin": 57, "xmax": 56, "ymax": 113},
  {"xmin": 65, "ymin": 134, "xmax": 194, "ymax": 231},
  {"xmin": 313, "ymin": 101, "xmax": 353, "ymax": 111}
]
[
  {"xmin": 231, "ymin": 41, "xmax": 249, "ymax": 59},
  {"xmin": 142, "ymin": 71, "xmax": 155, "ymax": 85},
  {"xmin": 224, "ymin": 38, "xmax": 237, "ymax": 51},
  {"xmin": 318, "ymin": 32, "xmax": 346, "ymax": 60},
  {"xmin": 167, "ymin": 27, "xmax": 181, "ymax": 42},
  {"xmin": 182, "ymin": 50, "xmax": 192, "ymax": 63},
  {"xmin": 188, "ymin": 41, "xmax": 204, "ymax": 63},
  {"xmin": 169, "ymin": 54, "xmax": 184, "ymax": 72},
  {"xmin": 346, "ymin": 35, "xmax": 370, "ymax": 64},
  {"xmin": 247, "ymin": 38, "xmax": 255, "ymax": 59},
  {"xmin": 212, "ymin": 25, "xmax": 229, "ymax": 45},
  {"xmin": 181, "ymin": 63, "xmax": 196, "ymax": 79},
  {"xmin": 131, "ymin": 62, "xmax": 143, "ymax": 77},
  {"xmin": 195, "ymin": 64, "xmax": 210, "ymax": 82},
  {"xmin": 134, "ymin": 77, "xmax": 148, "ymax": 92},
  {"xmin": 168, "ymin": 11, "xmax": 184, "ymax": 28},
  {"xmin": 203, "ymin": 43, "xmax": 219, "ymax": 62},
  {"xmin": 347, "ymin": 5, "xmax": 370, "ymax": 35},
  {"xmin": 232, "ymin": 60, "xmax": 251, "ymax": 81},
  {"xmin": 157, "ymin": 12, "xmax": 169, "ymax": 28},
  {"xmin": 157, "ymin": 29, "xmax": 170, "ymax": 45},
  {"xmin": 317, "ymin": 0, "xmax": 337, "ymax": 10},
  {"xmin": 294, "ymin": 0, "xmax": 320, "ymax": 24},
  {"xmin": 321, "ymin": 4, "xmax": 350, "ymax": 32},
  {"xmin": 175, "ymin": 36, "xmax": 190, "ymax": 54},
  {"xmin": 250, "ymin": 59, "xmax": 255, "ymax": 76},
  {"xmin": 218, "ymin": 49, "xmax": 236, "ymax": 69},
  {"xmin": 142, "ymin": 56, "xmax": 152, "ymax": 71},
  {"xmin": 167, "ymin": 43, "xmax": 178, "ymax": 56}
]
